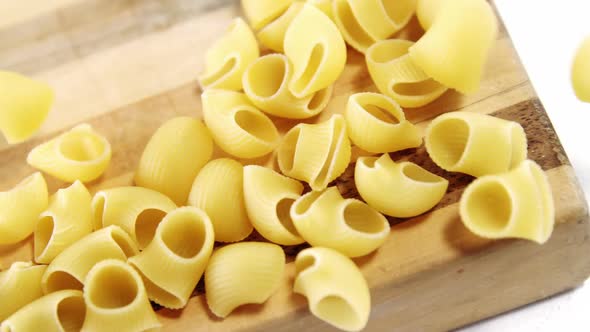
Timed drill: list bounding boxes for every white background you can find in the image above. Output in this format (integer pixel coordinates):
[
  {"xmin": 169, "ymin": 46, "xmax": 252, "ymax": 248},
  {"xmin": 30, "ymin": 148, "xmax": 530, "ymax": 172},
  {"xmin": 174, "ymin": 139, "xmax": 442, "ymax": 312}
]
[{"xmin": 461, "ymin": 1, "xmax": 590, "ymax": 331}]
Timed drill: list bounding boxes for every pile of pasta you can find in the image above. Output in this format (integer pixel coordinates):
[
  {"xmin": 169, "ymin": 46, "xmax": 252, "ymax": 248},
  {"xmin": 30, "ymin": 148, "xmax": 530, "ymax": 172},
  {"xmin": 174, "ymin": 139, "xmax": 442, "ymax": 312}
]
[{"xmin": 0, "ymin": 0, "xmax": 556, "ymax": 331}]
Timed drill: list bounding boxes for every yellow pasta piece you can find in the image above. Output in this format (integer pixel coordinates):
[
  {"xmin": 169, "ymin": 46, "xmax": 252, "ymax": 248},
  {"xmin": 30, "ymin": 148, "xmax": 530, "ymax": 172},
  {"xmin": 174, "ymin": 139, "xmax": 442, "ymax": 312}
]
[
  {"xmin": 0, "ymin": 290, "xmax": 85, "ymax": 332},
  {"xmin": 27, "ymin": 124, "xmax": 112, "ymax": 183},
  {"xmin": 366, "ymin": 39, "xmax": 448, "ymax": 108},
  {"xmin": 128, "ymin": 207, "xmax": 214, "ymax": 309},
  {"xmin": 242, "ymin": 0, "xmax": 294, "ymax": 30},
  {"xmin": 201, "ymin": 90, "xmax": 279, "ymax": 158},
  {"xmin": 416, "ymin": 0, "xmax": 446, "ymax": 30},
  {"xmin": 243, "ymin": 54, "xmax": 333, "ymax": 119},
  {"xmin": 198, "ymin": 18, "xmax": 259, "ymax": 91},
  {"xmin": 408, "ymin": 0, "xmax": 498, "ymax": 93},
  {"xmin": 355, "ymin": 154, "xmax": 448, "ymax": 218},
  {"xmin": 307, "ymin": 0, "xmax": 333, "ymax": 19},
  {"xmin": 243, "ymin": 165, "xmax": 305, "ymax": 245},
  {"xmin": 460, "ymin": 160, "xmax": 555, "ymax": 244},
  {"xmin": 35, "ymin": 181, "xmax": 93, "ymax": 264},
  {"xmin": 0, "ymin": 262, "xmax": 47, "ymax": 321},
  {"xmin": 294, "ymin": 247, "xmax": 370, "ymax": 332},
  {"xmin": 188, "ymin": 158, "xmax": 252, "ymax": 242},
  {"xmin": 278, "ymin": 114, "xmax": 351, "ymax": 191},
  {"xmin": 284, "ymin": 3, "xmax": 346, "ymax": 97},
  {"xmin": 572, "ymin": 36, "xmax": 590, "ymax": 103},
  {"xmin": 82, "ymin": 259, "xmax": 161, "ymax": 332},
  {"xmin": 92, "ymin": 186, "xmax": 177, "ymax": 248},
  {"xmin": 332, "ymin": 0, "xmax": 376, "ymax": 53},
  {"xmin": 205, "ymin": 242, "xmax": 285, "ymax": 318},
  {"xmin": 0, "ymin": 172, "xmax": 48, "ymax": 245},
  {"xmin": 257, "ymin": 2, "xmax": 303, "ymax": 53},
  {"xmin": 291, "ymin": 187, "xmax": 389, "ymax": 257},
  {"xmin": 0, "ymin": 71, "xmax": 53, "ymax": 144},
  {"xmin": 41, "ymin": 225, "xmax": 139, "ymax": 294},
  {"xmin": 134, "ymin": 116, "xmax": 213, "ymax": 205},
  {"xmin": 345, "ymin": 92, "xmax": 422, "ymax": 153},
  {"xmin": 425, "ymin": 111, "xmax": 528, "ymax": 177}
]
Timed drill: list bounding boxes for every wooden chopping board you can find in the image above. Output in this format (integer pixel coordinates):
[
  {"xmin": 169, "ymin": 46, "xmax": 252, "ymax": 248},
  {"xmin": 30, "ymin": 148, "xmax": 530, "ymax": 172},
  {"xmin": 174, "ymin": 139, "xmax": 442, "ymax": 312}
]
[{"xmin": 1, "ymin": 0, "xmax": 589, "ymax": 331}]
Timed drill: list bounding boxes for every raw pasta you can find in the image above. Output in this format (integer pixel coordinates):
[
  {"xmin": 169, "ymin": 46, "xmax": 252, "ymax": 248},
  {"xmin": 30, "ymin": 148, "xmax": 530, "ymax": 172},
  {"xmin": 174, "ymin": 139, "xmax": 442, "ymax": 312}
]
[
  {"xmin": 201, "ymin": 89, "xmax": 279, "ymax": 158},
  {"xmin": 0, "ymin": 172, "xmax": 48, "ymax": 245},
  {"xmin": 278, "ymin": 114, "xmax": 351, "ymax": 191},
  {"xmin": 198, "ymin": 18, "xmax": 259, "ymax": 91},
  {"xmin": 243, "ymin": 54, "xmax": 333, "ymax": 119},
  {"xmin": 345, "ymin": 92, "xmax": 422, "ymax": 153},
  {"xmin": 291, "ymin": 187, "xmax": 389, "ymax": 257},
  {"xmin": 35, "ymin": 181, "xmax": 93, "ymax": 264},
  {"xmin": 332, "ymin": 0, "xmax": 376, "ymax": 53},
  {"xmin": 416, "ymin": 0, "xmax": 446, "ymax": 30},
  {"xmin": 41, "ymin": 225, "xmax": 139, "ymax": 294},
  {"xmin": 572, "ymin": 36, "xmax": 590, "ymax": 103},
  {"xmin": 134, "ymin": 116, "xmax": 213, "ymax": 205},
  {"xmin": 425, "ymin": 111, "xmax": 527, "ymax": 177},
  {"xmin": 241, "ymin": 0, "xmax": 294, "ymax": 31},
  {"xmin": 0, "ymin": 71, "xmax": 53, "ymax": 144},
  {"xmin": 27, "ymin": 124, "xmax": 112, "ymax": 183},
  {"xmin": 294, "ymin": 247, "xmax": 370, "ymax": 332},
  {"xmin": 460, "ymin": 160, "xmax": 554, "ymax": 243},
  {"xmin": 0, "ymin": 290, "xmax": 85, "ymax": 332},
  {"xmin": 188, "ymin": 158, "xmax": 253, "ymax": 242},
  {"xmin": 81, "ymin": 259, "xmax": 161, "ymax": 332},
  {"xmin": 284, "ymin": 3, "xmax": 346, "ymax": 97},
  {"xmin": 205, "ymin": 242, "xmax": 285, "ymax": 318},
  {"xmin": 243, "ymin": 165, "xmax": 305, "ymax": 245},
  {"xmin": 307, "ymin": 0, "xmax": 333, "ymax": 18},
  {"xmin": 128, "ymin": 207, "xmax": 214, "ymax": 309},
  {"xmin": 0, "ymin": 262, "xmax": 47, "ymax": 321},
  {"xmin": 92, "ymin": 186, "xmax": 177, "ymax": 248},
  {"xmin": 408, "ymin": 0, "xmax": 498, "ymax": 93},
  {"xmin": 355, "ymin": 154, "xmax": 448, "ymax": 218},
  {"xmin": 257, "ymin": 2, "xmax": 303, "ymax": 53},
  {"xmin": 366, "ymin": 39, "xmax": 448, "ymax": 108}
]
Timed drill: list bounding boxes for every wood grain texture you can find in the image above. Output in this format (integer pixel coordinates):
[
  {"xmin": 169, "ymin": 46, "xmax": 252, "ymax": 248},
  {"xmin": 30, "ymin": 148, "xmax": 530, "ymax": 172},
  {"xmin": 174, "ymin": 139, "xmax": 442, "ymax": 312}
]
[{"xmin": 0, "ymin": 0, "xmax": 588, "ymax": 331}]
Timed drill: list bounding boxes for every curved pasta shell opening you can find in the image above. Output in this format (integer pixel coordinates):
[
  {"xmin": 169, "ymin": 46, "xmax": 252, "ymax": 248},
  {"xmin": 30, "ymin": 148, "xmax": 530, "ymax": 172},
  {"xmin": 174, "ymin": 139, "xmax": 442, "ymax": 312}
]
[
  {"xmin": 315, "ymin": 295, "xmax": 361, "ymax": 332},
  {"xmin": 86, "ymin": 263, "xmax": 140, "ymax": 310},
  {"xmin": 110, "ymin": 227, "xmax": 141, "ymax": 258},
  {"xmin": 391, "ymin": 79, "xmax": 443, "ymax": 97},
  {"xmin": 56, "ymin": 294, "xmax": 86, "ymax": 332},
  {"xmin": 58, "ymin": 126, "xmax": 110, "ymax": 164},
  {"xmin": 136, "ymin": 273, "xmax": 183, "ymax": 309},
  {"xmin": 462, "ymin": 179, "xmax": 514, "ymax": 234},
  {"xmin": 355, "ymin": 94, "xmax": 403, "ymax": 125},
  {"xmin": 401, "ymin": 163, "xmax": 444, "ymax": 184},
  {"xmin": 160, "ymin": 212, "xmax": 208, "ymax": 259},
  {"xmin": 278, "ymin": 126, "xmax": 301, "ymax": 173},
  {"xmin": 234, "ymin": 109, "xmax": 279, "ymax": 143},
  {"xmin": 294, "ymin": 252, "xmax": 318, "ymax": 275},
  {"xmin": 200, "ymin": 57, "xmax": 238, "ymax": 88},
  {"xmin": 292, "ymin": 191, "xmax": 323, "ymax": 217},
  {"xmin": 275, "ymin": 198, "xmax": 299, "ymax": 235},
  {"xmin": 382, "ymin": 0, "xmax": 415, "ymax": 27},
  {"xmin": 244, "ymin": 55, "xmax": 287, "ymax": 99},
  {"xmin": 257, "ymin": 3, "xmax": 303, "ymax": 53},
  {"xmin": 291, "ymin": 44, "xmax": 325, "ymax": 97},
  {"xmin": 333, "ymin": 0, "xmax": 375, "ymax": 53},
  {"xmin": 34, "ymin": 215, "xmax": 55, "ymax": 260},
  {"xmin": 45, "ymin": 271, "xmax": 84, "ymax": 293},
  {"xmin": 368, "ymin": 40, "xmax": 410, "ymax": 63},
  {"xmin": 135, "ymin": 208, "xmax": 167, "ymax": 249},
  {"xmin": 91, "ymin": 194, "xmax": 106, "ymax": 231},
  {"xmin": 426, "ymin": 117, "xmax": 470, "ymax": 170},
  {"xmin": 307, "ymin": 86, "xmax": 332, "ymax": 112},
  {"xmin": 342, "ymin": 201, "xmax": 389, "ymax": 235},
  {"xmin": 313, "ymin": 116, "xmax": 348, "ymax": 188},
  {"xmin": 358, "ymin": 156, "xmax": 379, "ymax": 169}
]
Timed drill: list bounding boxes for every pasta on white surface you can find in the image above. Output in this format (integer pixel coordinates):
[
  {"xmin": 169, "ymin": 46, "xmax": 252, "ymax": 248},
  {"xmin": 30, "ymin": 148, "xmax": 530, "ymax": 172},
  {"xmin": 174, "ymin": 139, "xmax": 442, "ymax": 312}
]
[
  {"xmin": 345, "ymin": 92, "xmax": 422, "ymax": 153},
  {"xmin": 35, "ymin": 181, "xmax": 93, "ymax": 264},
  {"xmin": 201, "ymin": 89, "xmax": 279, "ymax": 159},
  {"xmin": 243, "ymin": 165, "xmax": 305, "ymax": 245},
  {"xmin": 128, "ymin": 207, "xmax": 215, "ymax": 309},
  {"xmin": 92, "ymin": 186, "xmax": 177, "ymax": 248},
  {"xmin": 291, "ymin": 187, "xmax": 389, "ymax": 257},
  {"xmin": 205, "ymin": 242, "xmax": 285, "ymax": 318},
  {"xmin": 355, "ymin": 154, "xmax": 448, "ymax": 218},
  {"xmin": 0, "ymin": 70, "xmax": 53, "ymax": 144},
  {"xmin": 243, "ymin": 54, "xmax": 332, "ymax": 119},
  {"xmin": 284, "ymin": 3, "xmax": 346, "ymax": 97},
  {"xmin": 134, "ymin": 116, "xmax": 213, "ymax": 205},
  {"xmin": 198, "ymin": 18, "xmax": 259, "ymax": 91},
  {"xmin": 425, "ymin": 111, "xmax": 527, "ymax": 177},
  {"xmin": 278, "ymin": 114, "xmax": 351, "ymax": 191},
  {"xmin": 27, "ymin": 124, "xmax": 112, "ymax": 183},
  {"xmin": 41, "ymin": 225, "xmax": 139, "ymax": 294},
  {"xmin": 460, "ymin": 160, "xmax": 554, "ymax": 243},
  {"xmin": 188, "ymin": 158, "xmax": 253, "ymax": 242},
  {"xmin": 81, "ymin": 259, "xmax": 161, "ymax": 332},
  {"xmin": 366, "ymin": 39, "xmax": 448, "ymax": 108},
  {"xmin": 0, "ymin": 262, "xmax": 47, "ymax": 321},
  {"xmin": 0, "ymin": 172, "xmax": 48, "ymax": 245},
  {"xmin": 294, "ymin": 247, "xmax": 370, "ymax": 332},
  {"xmin": 1, "ymin": 290, "xmax": 85, "ymax": 332}
]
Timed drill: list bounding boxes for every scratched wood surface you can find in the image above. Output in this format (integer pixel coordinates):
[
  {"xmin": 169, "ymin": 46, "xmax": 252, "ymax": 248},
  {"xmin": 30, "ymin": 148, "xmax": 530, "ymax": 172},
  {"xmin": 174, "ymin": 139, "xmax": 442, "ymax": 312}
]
[{"xmin": 0, "ymin": 1, "xmax": 589, "ymax": 331}]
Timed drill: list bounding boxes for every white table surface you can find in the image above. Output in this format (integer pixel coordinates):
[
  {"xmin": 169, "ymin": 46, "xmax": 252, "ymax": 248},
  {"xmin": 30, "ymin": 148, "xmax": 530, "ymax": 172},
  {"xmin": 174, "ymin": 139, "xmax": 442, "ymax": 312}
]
[{"xmin": 460, "ymin": 1, "xmax": 590, "ymax": 331}]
